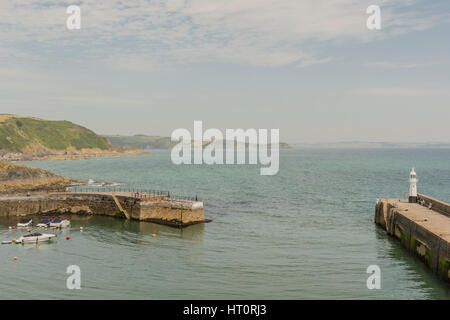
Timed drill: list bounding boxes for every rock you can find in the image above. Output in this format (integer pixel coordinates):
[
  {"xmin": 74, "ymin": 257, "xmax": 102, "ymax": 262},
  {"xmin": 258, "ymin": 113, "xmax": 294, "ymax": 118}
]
[{"xmin": 0, "ymin": 161, "xmax": 73, "ymax": 193}]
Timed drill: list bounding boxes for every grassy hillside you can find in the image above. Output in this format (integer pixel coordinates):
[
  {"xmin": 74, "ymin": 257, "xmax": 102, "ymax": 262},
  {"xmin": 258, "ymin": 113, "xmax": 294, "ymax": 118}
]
[{"xmin": 0, "ymin": 115, "xmax": 111, "ymax": 153}]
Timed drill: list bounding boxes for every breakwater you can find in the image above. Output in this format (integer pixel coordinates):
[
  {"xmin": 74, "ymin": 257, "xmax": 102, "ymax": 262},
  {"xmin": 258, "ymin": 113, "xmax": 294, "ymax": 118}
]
[
  {"xmin": 0, "ymin": 191, "xmax": 206, "ymax": 227},
  {"xmin": 375, "ymin": 195, "xmax": 450, "ymax": 283}
]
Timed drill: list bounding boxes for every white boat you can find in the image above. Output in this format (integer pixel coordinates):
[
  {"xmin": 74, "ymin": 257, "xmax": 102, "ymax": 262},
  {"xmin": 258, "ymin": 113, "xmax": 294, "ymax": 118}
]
[
  {"xmin": 16, "ymin": 232, "xmax": 56, "ymax": 244},
  {"xmin": 17, "ymin": 219, "xmax": 33, "ymax": 227},
  {"xmin": 49, "ymin": 218, "xmax": 70, "ymax": 228},
  {"xmin": 37, "ymin": 219, "xmax": 52, "ymax": 227}
]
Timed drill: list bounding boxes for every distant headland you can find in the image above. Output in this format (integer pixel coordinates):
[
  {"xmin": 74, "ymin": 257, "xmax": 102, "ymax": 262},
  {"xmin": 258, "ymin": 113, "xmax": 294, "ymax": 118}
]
[
  {"xmin": 104, "ymin": 134, "xmax": 293, "ymax": 150},
  {"xmin": 0, "ymin": 114, "xmax": 148, "ymax": 161},
  {"xmin": 290, "ymin": 141, "xmax": 450, "ymax": 149}
]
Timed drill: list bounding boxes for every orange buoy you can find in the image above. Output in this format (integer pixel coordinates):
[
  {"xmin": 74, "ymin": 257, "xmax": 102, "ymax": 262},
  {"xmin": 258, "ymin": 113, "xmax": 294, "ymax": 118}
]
[
  {"xmin": 13, "ymin": 257, "xmax": 17, "ymax": 261},
  {"xmin": 27, "ymin": 229, "xmax": 30, "ymax": 233},
  {"xmin": 53, "ymin": 227, "xmax": 57, "ymax": 230}
]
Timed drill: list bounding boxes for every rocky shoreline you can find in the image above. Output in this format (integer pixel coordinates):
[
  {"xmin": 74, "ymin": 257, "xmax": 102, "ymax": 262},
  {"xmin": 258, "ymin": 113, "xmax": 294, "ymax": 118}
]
[
  {"xmin": 0, "ymin": 147, "xmax": 149, "ymax": 161},
  {"xmin": 0, "ymin": 161, "xmax": 73, "ymax": 193}
]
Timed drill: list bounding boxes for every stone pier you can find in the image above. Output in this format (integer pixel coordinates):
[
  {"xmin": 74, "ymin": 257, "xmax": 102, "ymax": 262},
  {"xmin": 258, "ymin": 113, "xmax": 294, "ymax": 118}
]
[
  {"xmin": 0, "ymin": 192, "xmax": 207, "ymax": 228},
  {"xmin": 375, "ymin": 194, "xmax": 450, "ymax": 283}
]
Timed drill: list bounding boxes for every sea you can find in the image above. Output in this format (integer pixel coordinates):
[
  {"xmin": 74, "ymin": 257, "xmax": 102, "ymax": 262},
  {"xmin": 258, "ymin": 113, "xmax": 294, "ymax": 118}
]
[{"xmin": 1, "ymin": 148, "xmax": 450, "ymax": 299}]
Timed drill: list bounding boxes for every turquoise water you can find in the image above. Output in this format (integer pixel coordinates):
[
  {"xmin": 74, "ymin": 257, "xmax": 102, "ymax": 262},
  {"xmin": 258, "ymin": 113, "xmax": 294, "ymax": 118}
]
[{"xmin": 1, "ymin": 149, "xmax": 450, "ymax": 299}]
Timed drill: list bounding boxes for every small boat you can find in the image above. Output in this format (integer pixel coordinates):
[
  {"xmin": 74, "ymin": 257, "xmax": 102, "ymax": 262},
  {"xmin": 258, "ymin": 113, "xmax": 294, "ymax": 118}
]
[
  {"xmin": 49, "ymin": 218, "xmax": 70, "ymax": 228},
  {"xmin": 37, "ymin": 219, "xmax": 52, "ymax": 227},
  {"xmin": 17, "ymin": 219, "xmax": 33, "ymax": 227},
  {"xmin": 1, "ymin": 240, "xmax": 12, "ymax": 245},
  {"xmin": 16, "ymin": 232, "xmax": 56, "ymax": 244}
]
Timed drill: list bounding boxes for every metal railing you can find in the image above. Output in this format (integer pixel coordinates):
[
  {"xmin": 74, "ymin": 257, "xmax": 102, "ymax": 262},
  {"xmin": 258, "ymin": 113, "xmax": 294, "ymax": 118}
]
[
  {"xmin": 168, "ymin": 195, "xmax": 201, "ymax": 202},
  {"xmin": 70, "ymin": 186, "xmax": 169, "ymax": 195},
  {"xmin": 68, "ymin": 186, "xmax": 201, "ymax": 202}
]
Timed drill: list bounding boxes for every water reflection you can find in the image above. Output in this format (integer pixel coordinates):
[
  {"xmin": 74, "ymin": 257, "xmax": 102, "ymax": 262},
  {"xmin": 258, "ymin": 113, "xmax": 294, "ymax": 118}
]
[
  {"xmin": 374, "ymin": 228, "xmax": 450, "ymax": 298},
  {"xmin": 0, "ymin": 214, "xmax": 205, "ymax": 247}
]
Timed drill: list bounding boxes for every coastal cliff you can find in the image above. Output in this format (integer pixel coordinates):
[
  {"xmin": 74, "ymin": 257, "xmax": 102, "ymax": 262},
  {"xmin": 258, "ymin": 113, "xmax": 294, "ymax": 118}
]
[{"xmin": 0, "ymin": 114, "xmax": 148, "ymax": 161}]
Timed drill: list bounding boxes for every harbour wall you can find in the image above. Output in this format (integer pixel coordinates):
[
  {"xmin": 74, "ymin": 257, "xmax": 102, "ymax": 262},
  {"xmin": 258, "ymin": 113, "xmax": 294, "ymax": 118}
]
[
  {"xmin": 417, "ymin": 193, "xmax": 450, "ymax": 218},
  {"xmin": 375, "ymin": 198, "xmax": 450, "ymax": 283},
  {"xmin": 0, "ymin": 193, "xmax": 206, "ymax": 227}
]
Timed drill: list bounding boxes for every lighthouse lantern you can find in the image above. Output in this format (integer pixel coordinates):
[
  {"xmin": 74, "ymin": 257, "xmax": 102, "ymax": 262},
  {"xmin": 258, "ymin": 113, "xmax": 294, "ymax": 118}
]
[{"xmin": 409, "ymin": 168, "xmax": 418, "ymax": 203}]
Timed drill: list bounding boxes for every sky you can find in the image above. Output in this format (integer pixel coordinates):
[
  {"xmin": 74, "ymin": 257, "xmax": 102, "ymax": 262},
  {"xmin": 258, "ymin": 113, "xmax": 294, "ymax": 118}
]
[{"xmin": 1, "ymin": 0, "xmax": 449, "ymax": 143}]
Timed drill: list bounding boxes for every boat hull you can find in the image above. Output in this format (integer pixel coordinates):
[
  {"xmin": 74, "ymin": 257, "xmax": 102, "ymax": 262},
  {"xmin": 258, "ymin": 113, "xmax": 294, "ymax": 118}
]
[
  {"xmin": 17, "ymin": 221, "xmax": 33, "ymax": 227},
  {"xmin": 49, "ymin": 220, "xmax": 70, "ymax": 228},
  {"xmin": 17, "ymin": 234, "xmax": 56, "ymax": 244}
]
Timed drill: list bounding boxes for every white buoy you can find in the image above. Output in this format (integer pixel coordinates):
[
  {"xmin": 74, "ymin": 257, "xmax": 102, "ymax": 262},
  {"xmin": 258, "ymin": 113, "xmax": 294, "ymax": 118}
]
[
  {"xmin": 80, "ymin": 227, "xmax": 83, "ymax": 232},
  {"xmin": 8, "ymin": 226, "xmax": 12, "ymax": 230}
]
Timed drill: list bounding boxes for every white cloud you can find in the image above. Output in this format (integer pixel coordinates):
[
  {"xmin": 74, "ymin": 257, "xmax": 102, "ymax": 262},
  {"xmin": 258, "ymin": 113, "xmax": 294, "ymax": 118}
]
[{"xmin": 0, "ymin": 0, "xmax": 448, "ymax": 67}]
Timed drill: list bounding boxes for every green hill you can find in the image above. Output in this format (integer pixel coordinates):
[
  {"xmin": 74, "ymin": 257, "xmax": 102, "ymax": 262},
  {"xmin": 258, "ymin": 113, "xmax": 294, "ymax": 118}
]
[
  {"xmin": 104, "ymin": 135, "xmax": 175, "ymax": 149},
  {"xmin": 0, "ymin": 114, "xmax": 111, "ymax": 153}
]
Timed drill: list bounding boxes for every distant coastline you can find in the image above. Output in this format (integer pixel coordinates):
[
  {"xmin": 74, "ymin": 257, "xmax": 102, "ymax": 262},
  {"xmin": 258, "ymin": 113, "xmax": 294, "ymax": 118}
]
[
  {"xmin": 0, "ymin": 148, "xmax": 149, "ymax": 162},
  {"xmin": 290, "ymin": 141, "xmax": 450, "ymax": 149},
  {"xmin": 104, "ymin": 134, "xmax": 293, "ymax": 150}
]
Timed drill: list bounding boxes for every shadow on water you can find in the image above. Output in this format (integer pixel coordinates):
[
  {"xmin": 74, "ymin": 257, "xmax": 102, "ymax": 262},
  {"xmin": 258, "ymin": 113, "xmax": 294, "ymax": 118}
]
[{"xmin": 374, "ymin": 228, "xmax": 450, "ymax": 299}]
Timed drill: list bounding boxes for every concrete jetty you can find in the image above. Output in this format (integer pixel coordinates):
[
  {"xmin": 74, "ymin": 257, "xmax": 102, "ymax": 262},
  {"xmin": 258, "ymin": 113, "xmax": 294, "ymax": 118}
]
[
  {"xmin": 0, "ymin": 191, "xmax": 207, "ymax": 228},
  {"xmin": 375, "ymin": 194, "xmax": 450, "ymax": 283}
]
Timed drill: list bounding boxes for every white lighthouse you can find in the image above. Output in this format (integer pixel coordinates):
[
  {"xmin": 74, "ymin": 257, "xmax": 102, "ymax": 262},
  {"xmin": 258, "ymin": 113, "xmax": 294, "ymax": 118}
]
[{"xmin": 409, "ymin": 168, "xmax": 418, "ymax": 203}]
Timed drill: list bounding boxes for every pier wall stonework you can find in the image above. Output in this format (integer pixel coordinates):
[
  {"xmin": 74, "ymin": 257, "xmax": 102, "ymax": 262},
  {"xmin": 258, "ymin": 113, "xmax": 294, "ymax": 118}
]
[
  {"xmin": 418, "ymin": 193, "xmax": 450, "ymax": 218},
  {"xmin": 375, "ymin": 198, "xmax": 450, "ymax": 283},
  {"xmin": 0, "ymin": 193, "xmax": 206, "ymax": 227},
  {"xmin": 140, "ymin": 202, "xmax": 205, "ymax": 226}
]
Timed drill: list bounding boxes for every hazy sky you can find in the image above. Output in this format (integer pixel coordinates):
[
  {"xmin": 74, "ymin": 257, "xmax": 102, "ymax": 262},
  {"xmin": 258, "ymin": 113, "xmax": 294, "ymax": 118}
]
[{"xmin": 1, "ymin": 0, "xmax": 449, "ymax": 143}]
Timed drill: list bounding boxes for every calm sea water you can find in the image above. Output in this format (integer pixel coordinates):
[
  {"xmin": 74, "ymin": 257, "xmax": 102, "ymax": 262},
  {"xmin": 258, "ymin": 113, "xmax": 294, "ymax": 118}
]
[{"xmin": 1, "ymin": 149, "xmax": 450, "ymax": 299}]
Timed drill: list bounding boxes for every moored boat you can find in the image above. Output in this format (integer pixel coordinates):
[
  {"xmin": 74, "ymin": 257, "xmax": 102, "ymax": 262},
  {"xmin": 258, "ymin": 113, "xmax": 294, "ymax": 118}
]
[
  {"xmin": 49, "ymin": 218, "xmax": 70, "ymax": 228},
  {"xmin": 16, "ymin": 232, "xmax": 56, "ymax": 244},
  {"xmin": 17, "ymin": 219, "xmax": 33, "ymax": 227},
  {"xmin": 37, "ymin": 219, "xmax": 52, "ymax": 227}
]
